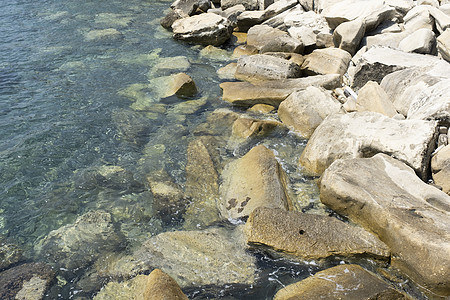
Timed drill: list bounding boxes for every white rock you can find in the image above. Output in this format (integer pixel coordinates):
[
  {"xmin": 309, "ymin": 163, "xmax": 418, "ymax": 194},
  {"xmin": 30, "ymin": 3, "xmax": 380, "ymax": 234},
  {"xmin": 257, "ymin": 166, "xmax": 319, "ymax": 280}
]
[
  {"xmin": 437, "ymin": 28, "xmax": 450, "ymax": 62},
  {"xmin": 399, "ymin": 28, "xmax": 436, "ymax": 54}
]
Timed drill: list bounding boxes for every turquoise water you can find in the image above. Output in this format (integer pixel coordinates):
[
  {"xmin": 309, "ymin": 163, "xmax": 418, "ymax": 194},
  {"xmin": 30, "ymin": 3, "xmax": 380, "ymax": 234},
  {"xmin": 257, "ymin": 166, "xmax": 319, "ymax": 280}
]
[{"xmin": 0, "ymin": 0, "xmax": 425, "ymax": 299}]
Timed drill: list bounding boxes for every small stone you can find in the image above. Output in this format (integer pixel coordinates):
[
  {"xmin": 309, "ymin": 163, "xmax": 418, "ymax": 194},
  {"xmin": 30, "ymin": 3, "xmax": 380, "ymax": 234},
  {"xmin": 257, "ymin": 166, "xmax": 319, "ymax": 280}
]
[
  {"xmin": 439, "ymin": 126, "xmax": 449, "ymax": 134},
  {"xmin": 248, "ymin": 104, "xmax": 275, "ymax": 114},
  {"xmin": 439, "ymin": 133, "xmax": 449, "ymax": 147},
  {"xmin": 217, "ymin": 62, "xmax": 237, "ymax": 80},
  {"xmin": 343, "ymin": 97, "xmax": 358, "ymax": 112},
  {"xmin": 232, "ymin": 44, "xmax": 259, "ymax": 58}
]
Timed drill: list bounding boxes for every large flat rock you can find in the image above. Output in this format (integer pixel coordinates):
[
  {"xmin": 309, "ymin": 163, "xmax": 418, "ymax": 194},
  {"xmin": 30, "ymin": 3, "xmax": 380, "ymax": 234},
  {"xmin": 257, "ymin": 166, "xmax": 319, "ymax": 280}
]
[
  {"xmin": 299, "ymin": 112, "xmax": 437, "ymax": 179},
  {"xmin": 220, "ymin": 74, "xmax": 341, "ymax": 107},
  {"xmin": 320, "ymin": 153, "xmax": 450, "ymax": 296},
  {"xmin": 235, "ymin": 54, "xmax": 302, "ymax": 81},
  {"xmin": 274, "ymin": 264, "xmax": 407, "ymax": 300},
  {"xmin": 245, "ymin": 207, "xmax": 390, "ymax": 260}
]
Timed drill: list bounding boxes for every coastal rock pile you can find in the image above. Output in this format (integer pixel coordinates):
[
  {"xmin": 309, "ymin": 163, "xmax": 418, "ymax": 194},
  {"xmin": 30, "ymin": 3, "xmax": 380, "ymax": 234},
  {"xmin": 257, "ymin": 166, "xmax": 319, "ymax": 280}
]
[{"xmin": 24, "ymin": 0, "xmax": 449, "ymax": 299}]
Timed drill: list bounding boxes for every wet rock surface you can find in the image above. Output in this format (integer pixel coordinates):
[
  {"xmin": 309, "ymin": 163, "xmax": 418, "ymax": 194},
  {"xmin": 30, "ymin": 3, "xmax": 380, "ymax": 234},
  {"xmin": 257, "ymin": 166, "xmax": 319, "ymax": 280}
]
[
  {"xmin": 274, "ymin": 264, "xmax": 408, "ymax": 300},
  {"xmin": 94, "ymin": 269, "xmax": 188, "ymax": 300},
  {"xmin": 98, "ymin": 227, "xmax": 256, "ymax": 287},
  {"xmin": 219, "ymin": 145, "xmax": 292, "ymax": 220},
  {"xmin": 320, "ymin": 154, "xmax": 450, "ymax": 296},
  {"xmin": 0, "ymin": 263, "xmax": 55, "ymax": 300},
  {"xmin": 245, "ymin": 207, "xmax": 390, "ymax": 260},
  {"xmin": 34, "ymin": 210, "xmax": 125, "ymax": 269}
]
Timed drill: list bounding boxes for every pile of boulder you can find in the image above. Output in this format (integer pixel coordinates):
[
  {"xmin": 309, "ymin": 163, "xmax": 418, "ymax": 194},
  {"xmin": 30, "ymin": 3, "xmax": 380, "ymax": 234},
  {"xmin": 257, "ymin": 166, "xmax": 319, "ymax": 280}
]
[{"xmin": 156, "ymin": 0, "xmax": 450, "ymax": 298}]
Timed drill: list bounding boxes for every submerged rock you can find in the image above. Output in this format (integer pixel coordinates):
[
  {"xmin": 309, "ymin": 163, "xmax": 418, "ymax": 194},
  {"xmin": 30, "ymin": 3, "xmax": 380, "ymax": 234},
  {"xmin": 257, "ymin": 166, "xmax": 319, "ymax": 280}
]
[
  {"xmin": 245, "ymin": 207, "xmax": 390, "ymax": 260},
  {"xmin": 35, "ymin": 210, "xmax": 124, "ymax": 269},
  {"xmin": 172, "ymin": 13, "xmax": 233, "ymax": 46},
  {"xmin": 320, "ymin": 154, "xmax": 450, "ymax": 296},
  {"xmin": 94, "ymin": 269, "xmax": 188, "ymax": 300},
  {"xmin": 84, "ymin": 28, "xmax": 123, "ymax": 41},
  {"xmin": 0, "ymin": 263, "xmax": 55, "ymax": 300},
  {"xmin": 98, "ymin": 227, "xmax": 256, "ymax": 287},
  {"xmin": 219, "ymin": 145, "xmax": 292, "ymax": 220},
  {"xmin": 299, "ymin": 112, "xmax": 437, "ymax": 179},
  {"xmin": 147, "ymin": 170, "xmax": 188, "ymax": 225},
  {"xmin": 0, "ymin": 241, "xmax": 23, "ymax": 271},
  {"xmin": 274, "ymin": 264, "xmax": 407, "ymax": 300},
  {"xmin": 149, "ymin": 73, "xmax": 198, "ymax": 101},
  {"xmin": 183, "ymin": 136, "xmax": 222, "ymax": 229}
]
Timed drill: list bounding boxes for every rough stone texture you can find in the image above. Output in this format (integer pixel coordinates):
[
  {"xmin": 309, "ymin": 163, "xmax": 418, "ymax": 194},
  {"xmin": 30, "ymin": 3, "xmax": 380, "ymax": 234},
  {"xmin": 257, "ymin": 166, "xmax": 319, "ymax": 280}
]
[
  {"xmin": 172, "ymin": 13, "xmax": 232, "ymax": 46},
  {"xmin": 217, "ymin": 62, "xmax": 237, "ymax": 80},
  {"xmin": 351, "ymin": 46, "xmax": 442, "ymax": 89},
  {"xmin": 403, "ymin": 5, "xmax": 434, "ymax": 32},
  {"xmin": 385, "ymin": 0, "xmax": 413, "ymax": 17},
  {"xmin": 260, "ymin": 35, "xmax": 304, "ymax": 54},
  {"xmin": 245, "ymin": 207, "xmax": 390, "ymax": 260},
  {"xmin": 171, "ymin": 0, "xmax": 200, "ymax": 16},
  {"xmin": 432, "ymin": 145, "xmax": 450, "ymax": 195},
  {"xmin": 399, "ymin": 28, "xmax": 436, "ymax": 54},
  {"xmin": 333, "ymin": 18, "xmax": 366, "ymax": 55},
  {"xmin": 356, "ymin": 81, "xmax": 397, "ymax": 117},
  {"xmin": 363, "ymin": 5, "xmax": 396, "ymax": 33},
  {"xmin": 429, "ymin": 6, "xmax": 450, "ymax": 33},
  {"xmin": 235, "ymin": 54, "xmax": 302, "ymax": 81},
  {"xmin": 0, "ymin": 263, "xmax": 54, "ymax": 300},
  {"xmin": 278, "ymin": 86, "xmax": 341, "ymax": 138},
  {"xmin": 193, "ymin": 108, "xmax": 240, "ymax": 137},
  {"xmin": 320, "ymin": 154, "xmax": 450, "ymax": 296},
  {"xmin": 232, "ymin": 44, "xmax": 259, "ymax": 58},
  {"xmin": 263, "ymin": 52, "xmax": 305, "ymax": 67},
  {"xmin": 160, "ymin": 9, "xmax": 186, "ymax": 30},
  {"xmin": 363, "ymin": 31, "xmax": 409, "ymax": 49},
  {"xmin": 35, "ymin": 210, "xmax": 124, "ymax": 269},
  {"xmin": 246, "ymin": 25, "xmax": 290, "ymax": 51},
  {"xmin": 322, "ymin": 0, "xmax": 385, "ymax": 29},
  {"xmin": 299, "ymin": 112, "xmax": 437, "ymax": 179},
  {"xmin": 301, "ymin": 48, "xmax": 352, "ymax": 77},
  {"xmin": 222, "ymin": 4, "xmax": 246, "ymax": 26},
  {"xmin": 147, "ymin": 171, "xmax": 187, "ymax": 224},
  {"xmin": 437, "ymin": 28, "xmax": 450, "ymax": 62},
  {"xmin": 285, "ymin": 11, "xmax": 331, "ymax": 47},
  {"xmin": 220, "ymin": 81, "xmax": 292, "ymax": 107},
  {"xmin": 231, "ymin": 117, "xmax": 282, "ymax": 140},
  {"xmin": 219, "ymin": 145, "xmax": 292, "ymax": 220},
  {"xmin": 98, "ymin": 227, "xmax": 256, "ymax": 287},
  {"xmin": 149, "ymin": 73, "xmax": 198, "ymax": 101},
  {"xmin": 94, "ymin": 269, "xmax": 188, "ymax": 300},
  {"xmin": 380, "ymin": 61, "xmax": 450, "ymax": 122},
  {"xmin": 184, "ymin": 136, "xmax": 221, "ymax": 229},
  {"xmin": 220, "ymin": 74, "xmax": 341, "ymax": 107},
  {"xmin": 236, "ymin": 11, "xmax": 268, "ymax": 32},
  {"xmin": 274, "ymin": 264, "xmax": 408, "ymax": 300},
  {"xmin": 0, "ymin": 241, "xmax": 23, "ymax": 271},
  {"xmin": 221, "ymin": 0, "xmax": 258, "ymax": 10},
  {"xmin": 248, "ymin": 103, "xmax": 275, "ymax": 114}
]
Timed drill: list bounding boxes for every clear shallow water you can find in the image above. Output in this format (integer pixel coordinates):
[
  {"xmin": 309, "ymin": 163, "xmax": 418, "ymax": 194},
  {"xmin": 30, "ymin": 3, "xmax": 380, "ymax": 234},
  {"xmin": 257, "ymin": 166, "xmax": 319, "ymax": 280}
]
[{"xmin": 0, "ymin": 0, "xmax": 424, "ymax": 299}]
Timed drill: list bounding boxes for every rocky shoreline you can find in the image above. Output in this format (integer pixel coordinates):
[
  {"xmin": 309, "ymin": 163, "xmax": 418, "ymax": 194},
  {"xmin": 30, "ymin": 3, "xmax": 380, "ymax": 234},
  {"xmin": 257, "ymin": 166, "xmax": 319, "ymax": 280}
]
[{"xmin": 1, "ymin": 0, "xmax": 449, "ymax": 299}]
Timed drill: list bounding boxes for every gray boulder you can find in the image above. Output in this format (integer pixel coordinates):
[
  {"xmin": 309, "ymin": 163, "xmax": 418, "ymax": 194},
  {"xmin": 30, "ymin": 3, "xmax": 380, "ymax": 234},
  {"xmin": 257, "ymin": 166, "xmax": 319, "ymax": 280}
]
[
  {"xmin": 299, "ymin": 112, "xmax": 437, "ymax": 179},
  {"xmin": 333, "ymin": 18, "xmax": 365, "ymax": 55},
  {"xmin": 221, "ymin": 0, "xmax": 258, "ymax": 10},
  {"xmin": 438, "ymin": 28, "xmax": 450, "ymax": 62},
  {"xmin": 245, "ymin": 207, "xmax": 390, "ymax": 260},
  {"xmin": 246, "ymin": 25, "xmax": 291, "ymax": 51},
  {"xmin": 235, "ymin": 54, "xmax": 302, "ymax": 81},
  {"xmin": 278, "ymin": 86, "xmax": 341, "ymax": 138},
  {"xmin": 301, "ymin": 47, "xmax": 351, "ymax": 76},
  {"xmin": 219, "ymin": 145, "xmax": 292, "ymax": 220},
  {"xmin": 351, "ymin": 46, "xmax": 442, "ymax": 89},
  {"xmin": 403, "ymin": 5, "xmax": 434, "ymax": 32},
  {"xmin": 320, "ymin": 154, "xmax": 450, "ymax": 296},
  {"xmin": 274, "ymin": 264, "xmax": 408, "ymax": 300},
  {"xmin": 322, "ymin": 0, "xmax": 385, "ymax": 29},
  {"xmin": 398, "ymin": 28, "xmax": 436, "ymax": 54},
  {"xmin": 260, "ymin": 35, "xmax": 304, "ymax": 54},
  {"xmin": 172, "ymin": 13, "xmax": 232, "ymax": 46},
  {"xmin": 380, "ymin": 61, "xmax": 450, "ymax": 122}
]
